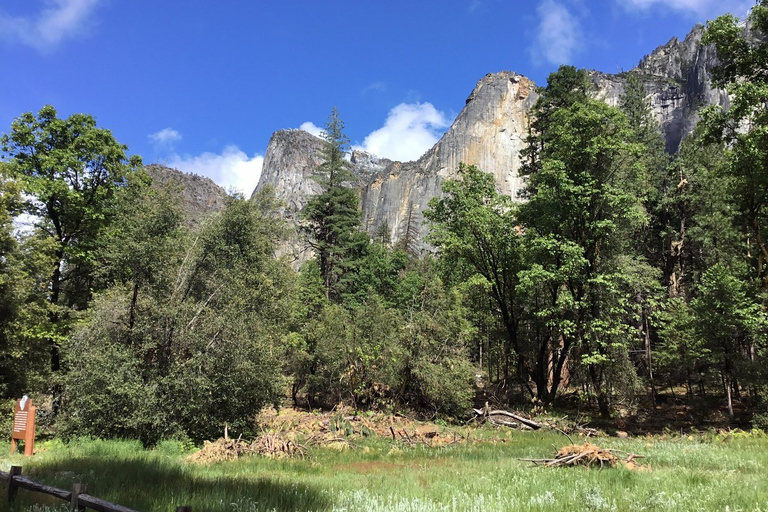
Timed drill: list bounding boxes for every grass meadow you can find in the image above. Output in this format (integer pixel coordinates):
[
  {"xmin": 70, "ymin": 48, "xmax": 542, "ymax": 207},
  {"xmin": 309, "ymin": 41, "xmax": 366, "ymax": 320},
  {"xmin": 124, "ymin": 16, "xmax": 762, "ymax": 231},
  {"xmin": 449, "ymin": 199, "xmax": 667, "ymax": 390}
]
[{"xmin": 1, "ymin": 429, "xmax": 768, "ymax": 511}]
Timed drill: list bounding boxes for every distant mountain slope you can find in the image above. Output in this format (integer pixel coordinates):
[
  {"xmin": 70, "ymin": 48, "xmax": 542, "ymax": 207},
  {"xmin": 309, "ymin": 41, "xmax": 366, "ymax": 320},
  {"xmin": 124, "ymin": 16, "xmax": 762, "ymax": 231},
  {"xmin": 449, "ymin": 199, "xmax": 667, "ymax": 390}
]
[{"xmin": 146, "ymin": 164, "xmax": 228, "ymax": 226}]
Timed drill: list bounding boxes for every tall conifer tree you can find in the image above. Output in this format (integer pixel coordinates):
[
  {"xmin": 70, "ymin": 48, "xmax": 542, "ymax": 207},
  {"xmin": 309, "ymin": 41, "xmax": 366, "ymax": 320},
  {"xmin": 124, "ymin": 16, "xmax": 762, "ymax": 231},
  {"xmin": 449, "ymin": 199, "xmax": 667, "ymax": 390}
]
[{"xmin": 301, "ymin": 108, "xmax": 366, "ymax": 301}]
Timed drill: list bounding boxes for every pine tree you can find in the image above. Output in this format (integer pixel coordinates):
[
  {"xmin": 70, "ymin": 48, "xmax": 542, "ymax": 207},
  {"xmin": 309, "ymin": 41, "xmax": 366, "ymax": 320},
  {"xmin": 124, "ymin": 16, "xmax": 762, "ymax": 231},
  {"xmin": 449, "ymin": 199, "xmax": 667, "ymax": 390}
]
[
  {"xmin": 301, "ymin": 108, "xmax": 366, "ymax": 301},
  {"xmin": 396, "ymin": 202, "xmax": 420, "ymax": 257}
]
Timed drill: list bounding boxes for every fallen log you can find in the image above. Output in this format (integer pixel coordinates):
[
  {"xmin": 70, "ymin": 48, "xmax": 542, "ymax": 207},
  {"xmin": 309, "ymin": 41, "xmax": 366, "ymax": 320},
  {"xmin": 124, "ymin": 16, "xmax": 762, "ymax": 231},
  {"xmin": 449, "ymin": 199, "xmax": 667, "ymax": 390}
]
[
  {"xmin": 488, "ymin": 418, "xmax": 519, "ymax": 429},
  {"xmin": 473, "ymin": 408, "xmax": 541, "ymax": 430}
]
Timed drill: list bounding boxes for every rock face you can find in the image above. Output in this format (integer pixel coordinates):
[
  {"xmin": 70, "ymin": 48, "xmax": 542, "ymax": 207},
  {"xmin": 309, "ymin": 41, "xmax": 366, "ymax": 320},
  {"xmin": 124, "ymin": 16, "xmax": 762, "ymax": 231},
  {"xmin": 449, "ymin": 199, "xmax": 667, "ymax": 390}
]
[
  {"xmin": 146, "ymin": 165, "xmax": 228, "ymax": 226},
  {"xmin": 592, "ymin": 24, "xmax": 728, "ymax": 152},
  {"xmin": 361, "ymin": 72, "xmax": 538, "ymax": 249},
  {"xmin": 260, "ymin": 130, "xmax": 392, "ymax": 223},
  {"xmin": 254, "ymin": 24, "xmax": 729, "ymax": 259},
  {"xmin": 259, "ymin": 130, "xmax": 393, "ymax": 262}
]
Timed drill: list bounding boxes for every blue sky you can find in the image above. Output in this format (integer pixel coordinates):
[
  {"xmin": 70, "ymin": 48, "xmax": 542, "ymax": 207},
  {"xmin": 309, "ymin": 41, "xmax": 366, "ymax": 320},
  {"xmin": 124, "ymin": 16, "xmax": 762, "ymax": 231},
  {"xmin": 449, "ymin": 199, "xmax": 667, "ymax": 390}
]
[{"xmin": 0, "ymin": 0, "xmax": 754, "ymax": 194}]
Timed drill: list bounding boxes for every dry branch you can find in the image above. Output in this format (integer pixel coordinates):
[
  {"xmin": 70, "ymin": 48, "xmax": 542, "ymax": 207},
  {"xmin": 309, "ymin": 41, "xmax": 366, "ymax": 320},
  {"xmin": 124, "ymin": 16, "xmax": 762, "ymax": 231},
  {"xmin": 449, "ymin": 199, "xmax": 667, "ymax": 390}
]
[
  {"xmin": 519, "ymin": 442, "xmax": 646, "ymax": 470},
  {"xmin": 473, "ymin": 407, "xmax": 541, "ymax": 430}
]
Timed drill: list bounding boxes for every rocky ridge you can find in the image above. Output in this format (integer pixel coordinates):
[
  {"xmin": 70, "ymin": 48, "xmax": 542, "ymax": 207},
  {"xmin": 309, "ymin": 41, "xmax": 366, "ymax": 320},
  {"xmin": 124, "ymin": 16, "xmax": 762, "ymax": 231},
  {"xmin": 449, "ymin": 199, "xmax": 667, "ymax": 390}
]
[
  {"xmin": 145, "ymin": 164, "xmax": 229, "ymax": 226},
  {"xmin": 255, "ymin": 24, "xmax": 730, "ymax": 260}
]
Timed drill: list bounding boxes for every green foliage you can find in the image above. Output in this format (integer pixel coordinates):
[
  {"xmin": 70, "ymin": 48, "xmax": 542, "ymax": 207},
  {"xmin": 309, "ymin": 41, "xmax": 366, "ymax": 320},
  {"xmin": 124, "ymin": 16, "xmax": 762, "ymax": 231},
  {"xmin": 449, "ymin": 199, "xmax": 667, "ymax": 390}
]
[
  {"xmin": 60, "ymin": 190, "xmax": 291, "ymax": 444},
  {"xmin": 316, "ymin": 106, "xmax": 354, "ymax": 188},
  {"xmin": 692, "ymin": 265, "xmax": 766, "ymax": 407},
  {"xmin": 294, "ymin": 248, "xmax": 475, "ymax": 416},
  {"xmin": 425, "ymin": 163, "xmax": 527, "ymax": 397},
  {"xmin": 96, "ymin": 171, "xmax": 184, "ymax": 292},
  {"xmin": 0, "ymin": 165, "xmax": 56, "ymax": 398},
  {"xmin": 398, "ymin": 275, "xmax": 476, "ymax": 416},
  {"xmin": 1, "ymin": 106, "xmax": 144, "ymax": 406},
  {"xmin": 301, "ymin": 108, "xmax": 366, "ymax": 301},
  {"xmin": 348, "ymin": 238, "xmax": 409, "ymax": 307},
  {"xmin": 528, "ymin": 65, "xmax": 593, "ymax": 134},
  {"xmin": 304, "ymin": 298, "xmax": 402, "ymax": 408},
  {"xmin": 703, "ymin": 3, "xmax": 768, "ymax": 283},
  {"xmin": 291, "ymin": 109, "xmax": 471, "ymax": 415},
  {"xmin": 655, "ymin": 298, "xmax": 707, "ymax": 382},
  {"xmin": 517, "ymin": 67, "xmax": 655, "ymax": 414},
  {"xmin": 1, "ymin": 105, "xmax": 143, "ymax": 310},
  {"xmin": 692, "ymin": 264, "xmax": 765, "ymax": 360}
]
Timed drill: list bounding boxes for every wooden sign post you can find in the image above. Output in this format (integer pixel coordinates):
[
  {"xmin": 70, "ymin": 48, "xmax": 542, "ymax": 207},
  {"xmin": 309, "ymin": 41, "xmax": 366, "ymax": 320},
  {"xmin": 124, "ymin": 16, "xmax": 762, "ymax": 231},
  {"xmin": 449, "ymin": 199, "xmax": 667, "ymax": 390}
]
[{"xmin": 10, "ymin": 396, "xmax": 36, "ymax": 456}]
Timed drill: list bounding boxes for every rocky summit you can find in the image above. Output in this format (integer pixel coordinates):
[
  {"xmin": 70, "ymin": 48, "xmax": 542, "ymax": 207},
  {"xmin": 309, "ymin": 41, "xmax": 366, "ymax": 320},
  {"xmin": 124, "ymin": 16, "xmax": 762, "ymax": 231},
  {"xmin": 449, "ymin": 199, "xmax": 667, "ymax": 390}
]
[
  {"xmin": 146, "ymin": 164, "xmax": 229, "ymax": 226},
  {"xmin": 253, "ymin": 24, "xmax": 728, "ymax": 261}
]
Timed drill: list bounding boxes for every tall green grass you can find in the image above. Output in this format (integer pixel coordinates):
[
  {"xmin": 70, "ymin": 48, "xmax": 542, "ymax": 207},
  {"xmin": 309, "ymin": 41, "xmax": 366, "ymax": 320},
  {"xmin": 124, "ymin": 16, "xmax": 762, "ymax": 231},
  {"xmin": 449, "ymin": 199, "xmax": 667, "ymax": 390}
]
[{"xmin": 2, "ymin": 430, "xmax": 768, "ymax": 511}]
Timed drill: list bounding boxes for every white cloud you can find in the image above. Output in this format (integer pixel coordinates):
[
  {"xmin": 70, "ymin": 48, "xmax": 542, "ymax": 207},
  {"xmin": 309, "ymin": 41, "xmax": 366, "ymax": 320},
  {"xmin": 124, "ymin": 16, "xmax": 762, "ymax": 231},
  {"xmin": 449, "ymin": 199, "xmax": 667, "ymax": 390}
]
[
  {"xmin": 0, "ymin": 0, "xmax": 104, "ymax": 51},
  {"xmin": 168, "ymin": 146, "xmax": 264, "ymax": 196},
  {"xmin": 532, "ymin": 0, "xmax": 582, "ymax": 66},
  {"xmin": 149, "ymin": 128, "xmax": 182, "ymax": 147},
  {"xmin": 355, "ymin": 103, "xmax": 449, "ymax": 162},
  {"xmin": 299, "ymin": 122, "xmax": 324, "ymax": 137},
  {"xmin": 362, "ymin": 81, "xmax": 387, "ymax": 95},
  {"xmin": 622, "ymin": 0, "xmax": 752, "ymax": 18}
]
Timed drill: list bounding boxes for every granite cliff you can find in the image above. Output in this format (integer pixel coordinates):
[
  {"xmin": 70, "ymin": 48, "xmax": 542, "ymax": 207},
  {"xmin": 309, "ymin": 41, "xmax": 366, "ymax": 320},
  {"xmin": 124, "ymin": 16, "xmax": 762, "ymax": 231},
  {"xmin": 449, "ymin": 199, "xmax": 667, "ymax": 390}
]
[
  {"xmin": 592, "ymin": 24, "xmax": 728, "ymax": 152},
  {"xmin": 254, "ymin": 24, "xmax": 728, "ymax": 260}
]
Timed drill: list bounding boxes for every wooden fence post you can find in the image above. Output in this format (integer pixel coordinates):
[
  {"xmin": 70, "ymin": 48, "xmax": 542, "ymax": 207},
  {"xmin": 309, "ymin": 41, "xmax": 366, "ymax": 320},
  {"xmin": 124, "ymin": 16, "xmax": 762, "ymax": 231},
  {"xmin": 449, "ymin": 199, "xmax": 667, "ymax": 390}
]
[
  {"xmin": 71, "ymin": 482, "xmax": 87, "ymax": 512},
  {"xmin": 7, "ymin": 466, "xmax": 21, "ymax": 504},
  {"xmin": 176, "ymin": 506, "xmax": 192, "ymax": 512}
]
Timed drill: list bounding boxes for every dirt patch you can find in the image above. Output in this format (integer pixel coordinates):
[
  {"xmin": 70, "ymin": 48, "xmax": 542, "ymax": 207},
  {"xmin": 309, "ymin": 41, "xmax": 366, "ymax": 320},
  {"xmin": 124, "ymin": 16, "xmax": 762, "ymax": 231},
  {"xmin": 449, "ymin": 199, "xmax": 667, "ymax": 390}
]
[
  {"xmin": 188, "ymin": 406, "xmax": 470, "ymax": 463},
  {"xmin": 255, "ymin": 406, "xmax": 469, "ymax": 447}
]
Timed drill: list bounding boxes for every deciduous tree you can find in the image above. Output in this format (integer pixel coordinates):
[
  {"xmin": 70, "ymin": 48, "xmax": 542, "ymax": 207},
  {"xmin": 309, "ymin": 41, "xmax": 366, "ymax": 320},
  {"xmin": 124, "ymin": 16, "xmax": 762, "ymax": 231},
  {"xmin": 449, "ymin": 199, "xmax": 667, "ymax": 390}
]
[{"xmin": 1, "ymin": 106, "xmax": 143, "ymax": 385}]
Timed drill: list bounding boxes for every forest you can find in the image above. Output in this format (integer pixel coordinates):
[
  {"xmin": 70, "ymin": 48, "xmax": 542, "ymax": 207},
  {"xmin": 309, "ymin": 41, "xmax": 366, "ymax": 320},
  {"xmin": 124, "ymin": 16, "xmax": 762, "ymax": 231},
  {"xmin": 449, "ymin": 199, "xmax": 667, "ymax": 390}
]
[{"xmin": 1, "ymin": 7, "xmax": 768, "ymax": 446}]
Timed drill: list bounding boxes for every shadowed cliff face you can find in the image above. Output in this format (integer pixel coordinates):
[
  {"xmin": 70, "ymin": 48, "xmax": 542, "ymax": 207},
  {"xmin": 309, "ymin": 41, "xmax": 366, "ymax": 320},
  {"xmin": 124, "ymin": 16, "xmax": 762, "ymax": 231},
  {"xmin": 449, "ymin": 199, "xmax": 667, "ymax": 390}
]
[
  {"xmin": 254, "ymin": 24, "xmax": 728, "ymax": 260},
  {"xmin": 593, "ymin": 24, "xmax": 729, "ymax": 153}
]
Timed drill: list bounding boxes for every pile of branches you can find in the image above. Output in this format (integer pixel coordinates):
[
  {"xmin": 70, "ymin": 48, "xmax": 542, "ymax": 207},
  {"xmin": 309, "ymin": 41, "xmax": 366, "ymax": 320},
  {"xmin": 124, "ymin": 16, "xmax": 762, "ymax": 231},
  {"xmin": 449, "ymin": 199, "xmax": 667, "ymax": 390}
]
[
  {"xmin": 519, "ymin": 442, "xmax": 645, "ymax": 469},
  {"xmin": 188, "ymin": 433, "xmax": 306, "ymax": 463},
  {"xmin": 472, "ymin": 405, "xmax": 603, "ymax": 439}
]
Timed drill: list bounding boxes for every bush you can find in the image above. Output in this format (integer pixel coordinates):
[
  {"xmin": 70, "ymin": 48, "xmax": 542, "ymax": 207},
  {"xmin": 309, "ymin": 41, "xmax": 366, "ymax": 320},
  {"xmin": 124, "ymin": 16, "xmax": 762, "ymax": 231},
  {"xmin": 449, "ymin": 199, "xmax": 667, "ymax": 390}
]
[{"xmin": 60, "ymin": 194, "xmax": 290, "ymax": 445}]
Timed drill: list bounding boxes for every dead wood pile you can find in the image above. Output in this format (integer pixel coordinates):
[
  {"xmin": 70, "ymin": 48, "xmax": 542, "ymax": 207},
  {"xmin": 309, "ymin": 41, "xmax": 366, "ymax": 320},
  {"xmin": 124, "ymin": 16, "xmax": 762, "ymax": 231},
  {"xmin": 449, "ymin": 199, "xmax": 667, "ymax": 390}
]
[
  {"xmin": 519, "ymin": 442, "xmax": 646, "ymax": 469},
  {"xmin": 188, "ymin": 433, "xmax": 307, "ymax": 463},
  {"xmin": 472, "ymin": 404, "xmax": 603, "ymax": 439},
  {"xmin": 187, "ymin": 406, "xmax": 470, "ymax": 463}
]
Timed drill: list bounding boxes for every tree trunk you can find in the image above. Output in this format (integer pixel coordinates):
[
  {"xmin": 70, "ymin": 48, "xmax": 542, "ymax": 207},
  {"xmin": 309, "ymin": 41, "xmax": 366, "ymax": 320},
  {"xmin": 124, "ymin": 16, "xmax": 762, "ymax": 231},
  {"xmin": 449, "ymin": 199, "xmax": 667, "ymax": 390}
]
[
  {"xmin": 725, "ymin": 370, "xmax": 734, "ymax": 421},
  {"xmin": 128, "ymin": 282, "xmax": 139, "ymax": 331},
  {"xmin": 48, "ymin": 251, "xmax": 65, "ymax": 415},
  {"xmin": 589, "ymin": 365, "xmax": 610, "ymax": 418},
  {"xmin": 49, "ymin": 253, "xmax": 64, "ymax": 372}
]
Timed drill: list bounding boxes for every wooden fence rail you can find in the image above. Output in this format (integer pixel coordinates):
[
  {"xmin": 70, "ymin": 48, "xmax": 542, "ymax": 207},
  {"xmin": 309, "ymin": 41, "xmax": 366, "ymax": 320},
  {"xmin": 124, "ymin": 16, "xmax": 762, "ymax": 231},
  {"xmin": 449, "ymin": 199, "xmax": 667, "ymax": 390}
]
[{"xmin": 0, "ymin": 466, "xmax": 191, "ymax": 512}]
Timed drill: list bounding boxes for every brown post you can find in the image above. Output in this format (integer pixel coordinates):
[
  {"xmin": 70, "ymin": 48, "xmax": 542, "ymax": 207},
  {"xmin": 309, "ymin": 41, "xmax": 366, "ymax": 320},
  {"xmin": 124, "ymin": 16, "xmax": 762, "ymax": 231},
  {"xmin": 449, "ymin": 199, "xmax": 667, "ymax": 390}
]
[
  {"xmin": 11, "ymin": 397, "xmax": 36, "ymax": 456},
  {"xmin": 25, "ymin": 403, "xmax": 36, "ymax": 456},
  {"xmin": 7, "ymin": 466, "xmax": 21, "ymax": 504},
  {"xmin": 176, "ymin": 507, "xmax": 192, "ymax": 512},
  {"xmin": 71, "ymin": 482, "xmax": 87, "ymax": 511}
]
